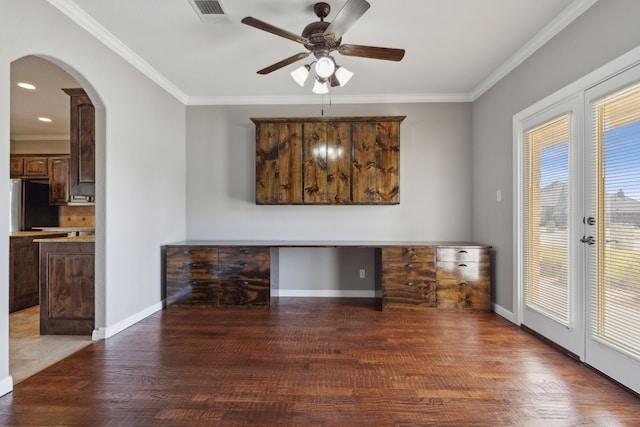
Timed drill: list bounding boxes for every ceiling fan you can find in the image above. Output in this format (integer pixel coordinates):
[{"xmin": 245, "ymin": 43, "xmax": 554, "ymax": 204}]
[{"xmin": 241, "ymin": 0, "xmax": 405, "ymax": 93}]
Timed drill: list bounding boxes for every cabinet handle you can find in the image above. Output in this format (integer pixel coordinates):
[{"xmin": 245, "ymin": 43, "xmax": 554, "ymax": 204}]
[
  {"xmin": 185, "ymin": 249, "xmax": 197, "ymax": 255},
  {"xmin": 188, "ymin": 262, "xmax": 201, "ymax": 268},
  {"xmin": 404, "ymin": 248, "xmax": 414, "ymax": 255},
  {"xmin": 240, "ymin": 281, "xmax": 249, "ymax": 286},
  {"xmin": 458, "ymin": 250, "xmax": 468, "ymax": 254},
  {"xmin": 240, "ymin": 262, "xmax": 249, "ymax": 267},
  {"xmin": 404, "ymin": 281, "xmax": 415, "ymax": 286},
  {"xmin": 240, "ymin": 249, "xmax": 250, "ymax": 255},
  {"xmin": 405, "ymin": 263, "xmax": 414, "ymax": 268},
  {"xmin": 458, "ymin": 264, "xmax": 467, "ymax": 268},
  {"xmin": 459, "ymin": 282, "xmax": 468, "ymax": 287}
]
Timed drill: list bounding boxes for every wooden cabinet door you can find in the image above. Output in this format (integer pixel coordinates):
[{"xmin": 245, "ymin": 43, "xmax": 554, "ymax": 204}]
[
  {"xmin": 40, "ymin": 241, "xmax": 95, "ymax": 335},
  {"xmin": 9, "ymin": 236, "xmax": 40, "ymax": 313},
  {"xmin": 64, "ymin": 88, "xmax": 95, "ymax": 197},
  {"xmin": 352, "ymin": 122, "xmax": 400, "ymax": 204},
  {"xmin": 256, "ymin": 122, "xmax": 303, "ymax": 204},
  {"xmin": 10, "ymin": 157, "xmax": 24, "ymax": 178},
  {"xmin": 303, "ymin": 122, "xmax": 329, "ymax": 203},
  {"xmin": 49, "ymin": 156, "xmax": 70, "ymax": 205},
  {"xmin": 23, "ymin": 157, "xmax": 48, "ymax": 178}
]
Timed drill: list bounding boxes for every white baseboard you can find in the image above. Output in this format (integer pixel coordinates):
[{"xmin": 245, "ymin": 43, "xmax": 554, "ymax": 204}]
[
  {"xmin": 275, "ymin": 290, "xmax": 376, "ymax": 298},
  {"xmin": 492, "ymin": 303, "xmax": 517, "ymax": 324},
  {"xmin": 0, "ymin": 375, "xmax": 13, "ymax": 397},
  {"xmin": 92, "ymin": 301, "xmax": 164, "ymax": 340}
]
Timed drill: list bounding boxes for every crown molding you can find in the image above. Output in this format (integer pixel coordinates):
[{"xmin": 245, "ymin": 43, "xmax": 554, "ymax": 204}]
[
  {"xmin": 469, "ymin": 0, "xmax": 599, "ymax": 101},
  {"xmin": 187, "ymin": 92, "xmax": 473, "ymax": 106},
  {"xmin": 47, "ymin": 0, "xmax": 189, "ymax": 104},
  {"xmin": 10, "ymin": 134, "xmax": 70, "ymax": 141}
]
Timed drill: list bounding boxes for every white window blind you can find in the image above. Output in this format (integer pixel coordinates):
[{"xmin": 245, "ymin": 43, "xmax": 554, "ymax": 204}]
[
  {"xmin": 591, "ymin": 81, "xmax": 640, "ymax": 360},
  {"xmin": 524, "ymin": 115, "xmax": 571, "ymax": 325}
]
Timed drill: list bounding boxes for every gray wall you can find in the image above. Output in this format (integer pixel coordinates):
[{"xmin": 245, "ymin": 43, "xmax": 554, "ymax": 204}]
[
  {"xmin": 186, "ymin": 103, "xmax": 473, "ymax": 293},
  {"xmin": 472, "ymin": 0, "xmax": 640, "ymax": 313}
]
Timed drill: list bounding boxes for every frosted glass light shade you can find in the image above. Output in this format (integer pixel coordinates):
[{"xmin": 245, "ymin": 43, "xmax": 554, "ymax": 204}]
[
  {"xmin": 312, "ymin": 78, "xmax": 329, "ymax": 94},
  {"xmin": 315, "ymin": 57, "xmax": 335, "ymax": 79},
  {"xmin": 290, "ymin": 65, "xmax": 310, "ymax": 86},
  {"xmin": 334, "ymin": 66, "xmax": 353, "ymax": 86}
]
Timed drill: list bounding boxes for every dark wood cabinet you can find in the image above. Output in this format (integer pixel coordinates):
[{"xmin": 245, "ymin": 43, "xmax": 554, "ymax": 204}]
[
  {"xmin": 253, "ymin": 116, "xmax": 404, "ymax": 205},
  {"xmin": 48, "ymin": 156, "xmax": 70, "ymax": 205},
  {"xmin": 39, "ymin": 239, "xmax": 95, "ymax": 335},
  {"xmin": 165, "ymin": 245, "xmax": 271, "ymax": 308},
  {"xmin": 436, "ymin": 247, "xmax": 491, "ymax": 310},
  {"xmin": 10, "ymin": 155, "xmax": 50, "ymax": 178},
  {"xmin": 379, "ymin": 247, "xmax": 436, "ymax": 310},
  {"xmin": 9, "ymin": 233, "xmax": 67, "ymax": 313},
  {"xmin": 63, "ymin": 88, "xmax": 95, "ymax": 197}
]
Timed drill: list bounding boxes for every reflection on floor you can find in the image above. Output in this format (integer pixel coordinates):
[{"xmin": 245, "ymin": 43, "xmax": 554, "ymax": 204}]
[{"xmin": 9, "ymin": 306, "xmax": 93, "ymax": 384}]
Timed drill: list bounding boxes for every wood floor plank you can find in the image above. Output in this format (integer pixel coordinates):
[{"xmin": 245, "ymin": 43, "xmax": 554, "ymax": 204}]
[{"xmin": 1, "ymin": 298, "xmax": 638, "ymax": 426}]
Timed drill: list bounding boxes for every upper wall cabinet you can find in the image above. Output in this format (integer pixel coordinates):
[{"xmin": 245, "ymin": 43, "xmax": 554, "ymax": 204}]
[
  {"xmin": 63, "ymin": 88, "xmax": 95, "ymax": 197},
  {"xmin": 253, "ymin": 116, "xmax": 404, "ymax": 205}
]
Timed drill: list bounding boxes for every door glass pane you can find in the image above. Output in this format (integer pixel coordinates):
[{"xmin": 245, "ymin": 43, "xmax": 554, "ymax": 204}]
[
  {"xmin": 593, "ymin": 82, "xmax": 640, "ymax": 359},
  {"xmin": 524, "ymin": 115, "xmax": 571, "ymax": 325}
]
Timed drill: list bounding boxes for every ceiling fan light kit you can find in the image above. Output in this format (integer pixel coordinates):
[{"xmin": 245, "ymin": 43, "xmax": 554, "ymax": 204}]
[{"xmin": 242, "ymin": 0, "xmax": 405, "ymax": 95}]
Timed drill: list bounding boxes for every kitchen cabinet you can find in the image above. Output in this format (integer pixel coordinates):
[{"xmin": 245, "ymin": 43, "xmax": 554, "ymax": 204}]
[
  {"xmin": 9, "ymin": 232, "xmax": 68, "ymax": 313},
  {"xmin": 10, "ymin": 155, "xmax": 51, "ymax": 178},
  {"xmin": 48, "ymin": 156, "xmax": 70, "ymax": 205},
  {"xmin": 38, "ymin": 237, "xmax": 95, "ymax": 335},
  {"xmin": 63, "ymin": 88, "xmax": 95, "ymax": 197},
  {"xmin": 253, "ymin": 116, "xmax": 404, "ymax": 205}
]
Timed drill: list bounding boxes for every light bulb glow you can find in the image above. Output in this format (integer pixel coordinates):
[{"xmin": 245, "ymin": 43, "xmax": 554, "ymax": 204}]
[
  {"xmin": 315, "ymin": 57, "xmax": 335, "ymax": 79},
  {"xmin": 38, "ymin": 117, "xmax": 52, "ymax": 123},
  {"xmin": 18, "ymin": 82, "xmax": 36, "ymax": 90}
]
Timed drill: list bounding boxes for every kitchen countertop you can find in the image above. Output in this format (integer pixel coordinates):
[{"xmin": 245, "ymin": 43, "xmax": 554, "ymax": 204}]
[
  {"xmin": 10, "ymin": 231, "xmax": 69, "ymax": 238},
  {"xmin": 34, "ymin": 234, "xmax": 95, "ymax": 243},
  {"xmin": 32, "ymin": 226, "xmax": 95, "ymax": 233}
]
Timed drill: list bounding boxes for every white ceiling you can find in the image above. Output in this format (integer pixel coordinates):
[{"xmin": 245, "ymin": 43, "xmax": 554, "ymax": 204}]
[{"xmin": 11, "ymin": 0, "xmax": 596, "ymax": 138}]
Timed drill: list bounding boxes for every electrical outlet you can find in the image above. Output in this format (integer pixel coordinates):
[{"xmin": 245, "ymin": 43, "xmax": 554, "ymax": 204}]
[{"xmin": 359, "ymin": 269, "xmax": 366, "ymax": 279}]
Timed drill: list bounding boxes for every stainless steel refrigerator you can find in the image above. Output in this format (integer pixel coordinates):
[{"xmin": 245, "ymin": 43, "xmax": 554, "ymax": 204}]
[{"xmin": 9, "ymin": 178, "xmax": 59, "ymax": 233}]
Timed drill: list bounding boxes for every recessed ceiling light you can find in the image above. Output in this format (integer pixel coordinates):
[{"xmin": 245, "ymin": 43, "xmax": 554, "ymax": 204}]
[
  {"xmin": 18, "ymin": 82, "xmax": 36, "ymax": 90},
  {"xmin": 38, "ymin": 117, "xmax": 52, "ymax": 123}
]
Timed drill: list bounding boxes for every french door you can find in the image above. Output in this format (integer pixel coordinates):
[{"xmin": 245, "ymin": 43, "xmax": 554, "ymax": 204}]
[
  {"xmin": 584, "ymin": 65, "xmax": 640, "ymax": 392},
  {"xmin": 519, "ymin": 62, "xmax": 640, "ymax": 393}
]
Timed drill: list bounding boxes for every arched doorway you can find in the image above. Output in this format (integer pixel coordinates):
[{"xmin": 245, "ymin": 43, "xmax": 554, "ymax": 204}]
[{"xmin": 8, "ymin": 55, "xmax": 105, "ymax": 383}]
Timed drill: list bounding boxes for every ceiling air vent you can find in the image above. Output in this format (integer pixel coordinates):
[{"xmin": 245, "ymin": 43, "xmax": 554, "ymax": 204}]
[{"xmin": 188, "ymin": 0, "xmax": 230, "ymax": 23}]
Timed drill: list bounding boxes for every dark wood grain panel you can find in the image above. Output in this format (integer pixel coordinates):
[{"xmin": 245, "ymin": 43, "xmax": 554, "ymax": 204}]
[
  {"xmin": 166, "ymin": 280, "xmax": 221, "ymax": 305},
  {"xmin": 303, "ymin": 122, "xmax": 328, "ymax": 203},
  {"xmin": 436, "ymin": 261, "xmax": 491, "ymax": 310},
  {"xmin": 277, "ymin": 122, "xmax": 303, "ymax": 203},
  {"xmin": 218, "ymin": 247, "xmax": 270, "ymax": 262},
  {"xmin": 436, "ymin": 260, "xmax": 490, "ymax": 282},
  {"xmin": 382, "ymin": 246, "xmax": 435, "ymax": 263},
  {"xmin": 252, "ymin": 116, "xmax": 406, "ymax": 123},
  {"xmin": 352, "ymin": 122, "xmax": 378, "ymax": 203},
  {"xmin": 9, "ymin": 156, "xmax": 23, "ymax": 178},
  {"xmin": 39, "ymin": 240, "xmax": 95, "ymax": 335},
  {"xmin": 377, "ymin": 121, "xmax": 400, "ymax": 203},
  {"xmin": 22, "ymin": 157, "xmax": 48, "ymax": 177},
  {"xmin": 48, "ymin": 156, "xmax": 70, "ymax": 205},
  {"xmin": 218, "ymin": 259, "xmax": 270, "ymax": 280},
  {"xmin": 326, "ymin": 122, "xmax": 352, "ymax": 203},
  {"xmin": 255, "ymin": 122, "xmax": 280, "ymax": 204},
  {"xmin": 64, "ymin": 88, "xmax": 95, "ymax": 197},
  {"xmin": 382, "ymin": 262, "xmax": 436, "ymax": 282},
  {"xmin": 220, "ymin": 279, "xmax": 270, "ymax": 307},
  {"xmin": 382, "ymin": 279, "xmax": 436, "ymax": 309}
]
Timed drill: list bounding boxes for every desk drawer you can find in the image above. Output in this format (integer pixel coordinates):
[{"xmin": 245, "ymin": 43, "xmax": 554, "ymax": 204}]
[
  {"xmin": 437, "ymin": 247, "xmax": 488, "ymax": 263},
  {"xmin": 219, "ymin": 247, "xmax": 270, "ymax": 263},
  {"xmin": 381, "ymin": 247, "xmax": 434, "ymax": 263}
]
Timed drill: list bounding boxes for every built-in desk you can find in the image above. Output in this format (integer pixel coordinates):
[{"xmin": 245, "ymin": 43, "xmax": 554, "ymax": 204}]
[{"xmin": 162, "ymin": 241, "xmax": 492, "ymax": 311}]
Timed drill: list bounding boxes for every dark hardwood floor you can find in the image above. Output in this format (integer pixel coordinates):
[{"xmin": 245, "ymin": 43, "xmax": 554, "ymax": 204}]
[{"xmin": 0, "ymin": 298, "xmax": 638, "ymax": 426}]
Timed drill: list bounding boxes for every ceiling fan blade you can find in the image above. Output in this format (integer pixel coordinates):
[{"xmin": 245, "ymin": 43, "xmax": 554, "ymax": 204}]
[
  {"xmin": 241, "ymin": 17, "xmax": 310, "ymax": 46},
  {"xmin": 338, "ymin": 44, "xmax": 405, "ymax": 61},
  {"xmin": 257, "ymin": 52, "xmax": 311, "ymax": 75},
  {"xmin": 324, "ymin": 0, "xmax": 370, "ymax": 41}
]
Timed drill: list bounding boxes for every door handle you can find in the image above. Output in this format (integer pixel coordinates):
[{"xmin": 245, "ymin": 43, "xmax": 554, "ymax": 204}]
[{"xmin": 580, "ymin": 235, "xmax": 595, "ymax": 245}]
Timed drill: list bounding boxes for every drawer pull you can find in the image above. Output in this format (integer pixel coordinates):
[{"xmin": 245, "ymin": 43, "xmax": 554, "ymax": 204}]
[
  {"xmin": 240, "ymin": 281, "xmax": 249, "ymax": 286},
  {"xmin": 405, "ymin": 263, "xmax": 414, "ymax": 268},
  {"xmin": 404, "ymin": 248, "xmax": 414, "ymax": 255},
  {"xmin": 188, "ymin": 262, "xmax": 202, "ymax": 268},
  {"xmin": 458, "ymin": 263, "xmax": 467, "ymax": 268},
  {"xmin": 459, "ymin": 282, "xmax": 468, "ymax": 287},
  {"xmin": 240, "ymin": 249, "xmax": 250, "ymax": 255},
  {"xmin": 240, "ymin": 262, "xmax": 249, "ymax": 267},
  {"xmin": 185, "ymin": 249, "xmax": 197, "ymax": 255},
  {"xmin": 458, "ymin": 250, "xmax": 468, "ymax": 254},
  {"xmin": 404, "ymin": 281, "xmax": 415, "ymax": 286}
]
